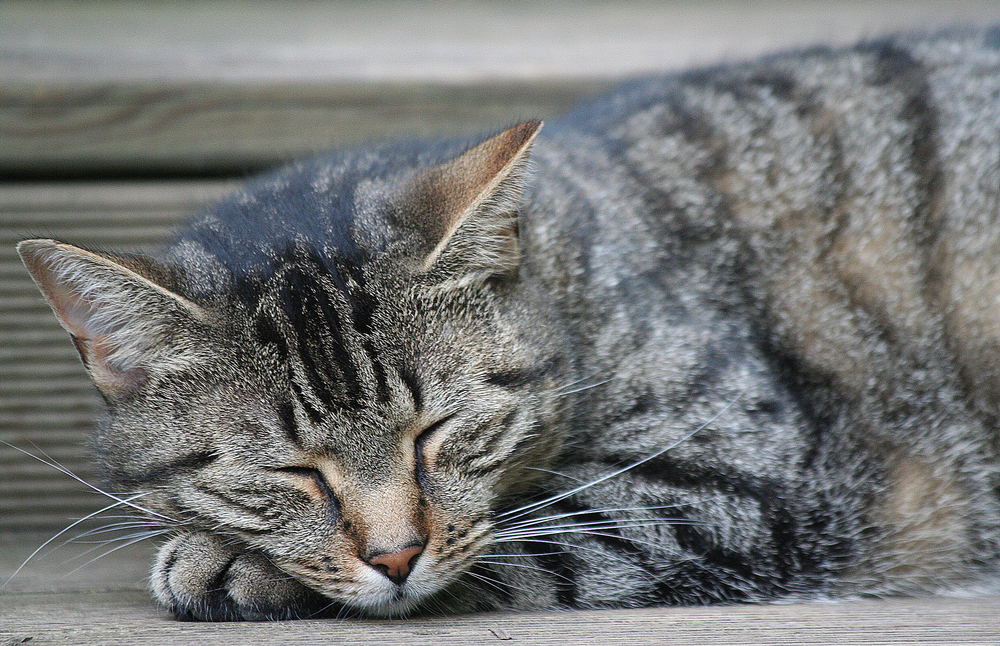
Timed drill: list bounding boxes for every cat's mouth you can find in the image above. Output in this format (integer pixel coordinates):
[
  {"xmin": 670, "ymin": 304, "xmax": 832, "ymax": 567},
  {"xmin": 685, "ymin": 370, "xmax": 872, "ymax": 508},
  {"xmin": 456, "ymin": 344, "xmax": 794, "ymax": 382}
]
[{"xmin": 287, "ymin": 554, "xmax": 445, "ymax": 618}]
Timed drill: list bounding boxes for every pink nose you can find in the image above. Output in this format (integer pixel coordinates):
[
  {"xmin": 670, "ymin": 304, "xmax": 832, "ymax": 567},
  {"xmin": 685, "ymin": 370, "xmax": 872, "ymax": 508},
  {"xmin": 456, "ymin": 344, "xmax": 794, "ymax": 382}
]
[{"xmin": 366, "ymin": 544, "xmax": 424, "ymax": 584}]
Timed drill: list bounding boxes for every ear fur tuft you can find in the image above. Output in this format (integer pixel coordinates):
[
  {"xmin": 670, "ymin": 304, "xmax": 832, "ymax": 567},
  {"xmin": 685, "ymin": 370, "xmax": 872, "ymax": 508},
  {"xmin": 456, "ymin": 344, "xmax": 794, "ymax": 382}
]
[
  {"xmin": 17, "ymin": 239, "xmax": 207, "ymax": 398},
  {"xmin": 415, "ymin": 120, "xmax": 543, "ymax": 286}
]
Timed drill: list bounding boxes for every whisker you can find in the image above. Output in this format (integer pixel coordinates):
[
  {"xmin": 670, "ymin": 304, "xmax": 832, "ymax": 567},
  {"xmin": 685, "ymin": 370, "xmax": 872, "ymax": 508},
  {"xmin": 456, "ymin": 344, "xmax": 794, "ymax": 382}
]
[
  {"xmin": 59, "ymin": 528, "xmax": 170, "ymax": 565},
  {"xmin": 474, "ymin": 558, "xmax": 576, "ymax": 584},
  {"xmin": 499, "ymin": 500, "xmax": 724, "ymax": 530},
  {"xmin": 498, "ymin": 392, "xmax": 743, "ymax": 521},
  {"xmin": 62, "ymin": 529, "xmax": 170, "ymax": 576},
  {"xmin": 539, "ymin": 375, "xmax": 595, "ymax": 395},
  {"xmin": 496, "ymin": 518, "xmax": 699, "ymax": 539},
  {"xmin": 2, "ymin": 493, "xmax": 148, "ymax": 588},
  {"xmin": 501, "ymin": 527, "xmax": 683, "ymax": 551},
  {"xmin": 522, "ymin": 467, "xmax": 585, "ymax": 483},
  {"xmin": 479, "ymin": 551, "xmax": 566, "ymax": 558},
  {"xmin": 551, "ymin": 378, "xmax": 613, "ymax": 398},
  {"xmin": 63, "ymin": 520, "xmax": 171, "ymax": 545},
  {"xmin": 0, "ymin": 440, "xmax": 176, "ymax": 523},
  {"xmin": 464, "ymin": 568, "xmax": 537, "ymax": 596},
  {"xmin": 492, "ymin": 537, "xmax": 658, "ymax": 583}
]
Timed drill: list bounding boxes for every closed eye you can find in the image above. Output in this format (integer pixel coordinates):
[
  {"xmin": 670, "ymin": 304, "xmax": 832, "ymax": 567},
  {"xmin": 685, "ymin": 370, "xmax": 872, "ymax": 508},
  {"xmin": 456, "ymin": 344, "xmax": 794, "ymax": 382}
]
[
  {"xmin": 414, "ymin": 415, "xmax": 455, "ymax": 481},
  {"xmin": 272, "ymin": 466, "xmax": 337, "ymax": 501}
]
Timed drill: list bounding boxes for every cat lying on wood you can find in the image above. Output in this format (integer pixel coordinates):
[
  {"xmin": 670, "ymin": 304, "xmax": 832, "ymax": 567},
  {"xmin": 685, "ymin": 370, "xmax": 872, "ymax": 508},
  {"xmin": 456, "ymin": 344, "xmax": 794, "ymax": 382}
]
[{"xmin": 17, "ymin": 27, "xmax": 1000, "ymax": 620}]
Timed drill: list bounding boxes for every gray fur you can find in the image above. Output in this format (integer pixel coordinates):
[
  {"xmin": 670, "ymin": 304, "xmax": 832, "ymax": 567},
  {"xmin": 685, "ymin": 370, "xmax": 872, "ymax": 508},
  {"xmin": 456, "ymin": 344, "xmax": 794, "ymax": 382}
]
[{"xmin": 17, "ymin": 27, "xmax": 1000, "ymax": 620}]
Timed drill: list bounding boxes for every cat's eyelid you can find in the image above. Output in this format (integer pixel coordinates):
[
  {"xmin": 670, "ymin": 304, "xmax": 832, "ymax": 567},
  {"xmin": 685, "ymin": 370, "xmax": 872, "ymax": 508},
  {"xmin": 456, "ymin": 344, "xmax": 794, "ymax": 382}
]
[
  {"xmin": 415, "ymin": 413, "xmax": 456, "ymax": 440},
  {"xmin": 270, "ymin": 465, "xmax": 320, "ymax": 477}
]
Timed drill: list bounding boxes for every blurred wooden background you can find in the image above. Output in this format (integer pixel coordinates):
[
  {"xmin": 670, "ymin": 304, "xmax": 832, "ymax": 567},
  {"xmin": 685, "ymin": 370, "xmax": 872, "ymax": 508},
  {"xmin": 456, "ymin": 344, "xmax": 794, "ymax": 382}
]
[{"xmin": 2, "ymin": 0, "xmax": 999, "ymax": 534}]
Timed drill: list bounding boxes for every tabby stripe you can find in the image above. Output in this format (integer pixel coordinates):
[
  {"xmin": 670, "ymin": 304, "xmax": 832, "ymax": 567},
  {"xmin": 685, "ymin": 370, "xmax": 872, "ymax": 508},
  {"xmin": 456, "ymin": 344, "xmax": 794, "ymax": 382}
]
[
  {"xmin": 278, "ymin": 267, "xmax": 336, "ymax": 407},
  {"xmin": 253, "ymin": 310, "xmax": 289, "ymax": 360},
  {"xmin": 485, "ymin": 368, "xmax": 538, "ymax": 389},
  {"xmin": 398, "ymin": 367, "xmax": 423, "ymax": 411},
  {"xmin": 862, "ymin": 42, "xmax": 947, "ymax": 283},
  {"xmin": 310, "ymin": 279, "xmax": 358, "ymax": 395},
  {"xmin": 363, "ymin": 340, "xmax": 391, "ymax": 403},
  {"xmin": 205, "ymin": 553, "xmax": 242, "ymax": 608},
  {"xmin": 277, "ymin": 400, "xmax": 304, "ymax": 449},
  {"xmin": 521, "ymin": 539, "xmax": 577, "ymax": 606},
  {"xmin": 193, "ymin": 486, "xmax": 275, "ymax": 523},
  {"xmin": 117, "ymin": 451, "xmax": 218, "ymax": 488},
  {"xmin": 290, "ymin": 362, "xmax": 325, "ymax": 424}
]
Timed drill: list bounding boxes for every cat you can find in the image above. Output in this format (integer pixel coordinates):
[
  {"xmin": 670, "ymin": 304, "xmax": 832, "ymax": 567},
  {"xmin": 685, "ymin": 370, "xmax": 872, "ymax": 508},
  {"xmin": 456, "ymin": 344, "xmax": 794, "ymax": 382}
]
[{"xmin": 16, "ymin": 26, "xmax": 1000, "ymax": 621}]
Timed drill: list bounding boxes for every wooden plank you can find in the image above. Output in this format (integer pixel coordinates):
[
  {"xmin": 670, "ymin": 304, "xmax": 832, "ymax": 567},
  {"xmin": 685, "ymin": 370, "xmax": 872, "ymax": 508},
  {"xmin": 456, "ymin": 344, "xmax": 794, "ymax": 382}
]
[
  {"xmin": 1, "ymin": 535, "xmax": 998, "ymax": 644},
  {"xmin": 4, "ymin": 1, "xmax": 999, "ymax": 83},
  {"xmin": 3, "ymin": 1, "xmax": 998, "ymax": 177},
  {"xmin": 0, "ymin": 81, "xmax": 605, "ymax": 178}
]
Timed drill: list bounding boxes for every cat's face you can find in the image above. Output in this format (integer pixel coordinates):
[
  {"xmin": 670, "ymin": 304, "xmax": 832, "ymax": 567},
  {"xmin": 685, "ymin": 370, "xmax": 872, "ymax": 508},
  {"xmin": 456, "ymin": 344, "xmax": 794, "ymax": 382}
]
[{"xmin": 19, "ymin": 122, "xmax": 565, "ymax": 616}]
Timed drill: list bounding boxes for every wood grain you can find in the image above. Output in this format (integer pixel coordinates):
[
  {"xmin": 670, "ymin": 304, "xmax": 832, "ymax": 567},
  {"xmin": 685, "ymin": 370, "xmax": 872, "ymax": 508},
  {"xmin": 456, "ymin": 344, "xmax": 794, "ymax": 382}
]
[
  {"xmin": 3, "ymin": 534, "xmax": 998, "ymax": 644},
  {"xmin": 0, "ymin": 82, "xmax": 604, "ymax": 178},
  {"xmin": 3, "ymin": 589, "xmax": 999, "ymax": 645},
  {"xmin": 4, "ymin": 1, "xmax": 999, "ymax": 83}
]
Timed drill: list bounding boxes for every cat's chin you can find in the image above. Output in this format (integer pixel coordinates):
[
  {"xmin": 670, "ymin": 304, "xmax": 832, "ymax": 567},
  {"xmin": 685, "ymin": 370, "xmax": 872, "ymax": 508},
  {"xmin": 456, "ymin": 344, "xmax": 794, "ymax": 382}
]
[{"xmin": 343, "ymin": 589, "xmax": 426, "ymax": 619}]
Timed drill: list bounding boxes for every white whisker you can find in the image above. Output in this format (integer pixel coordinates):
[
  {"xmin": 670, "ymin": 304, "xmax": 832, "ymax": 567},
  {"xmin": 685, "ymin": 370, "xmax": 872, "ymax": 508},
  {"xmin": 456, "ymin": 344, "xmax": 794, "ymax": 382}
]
[
  {"xmin": 62, "ymin": 529, "xmax": 170, "ymax": 576},
  {"xmin": 464, "ymin": 568, "xmax": 538, "ymax": 596},
  {"xmin": 479, "ymin": 551, "xmax": 565, "ymax": 558},
  {"xmin": 540, "ymin": 375, "xmax": 595, "ymax": 395},
  {"xmin": 60, "ymin": 528, "xmax": 170, "ymax": 565},
  {"xmin": 498, "ymin": 392, "xmax": 743, "ymax": 521},
  {"xmin": 500, "ymin": 526, "xmax": 687, "ymax": 550},
  {"xmin": 474, "ymin": 558, "xmax": 575, "ymax": 584},
  {"xmin": 2, "ymin": 493, "xmax": 148, "ymax": 588},
  {"xmin": 552, "ymin": 378, "xmax": 613, "ymax": 398},
  {"xmin": 0, "ymin": 440, "xmax": 176, "ymax": 523},
  {"xmin": 496, "ymin": 518, "xmax": 698, "ymax": 538},
  {"xmin": 499, "ymin": 499, "xmax": 725, "ymax": 531},
  {"xmin": 522, "ymin": 467, "xmax": 585, "ymax": 483},
  {"xmin": 62, "ymin": 520, "xmax": 171, "ymax": 546},
  {"xmin": 493, "ymin": 537, "xmax": 658, "ymax": 583}
]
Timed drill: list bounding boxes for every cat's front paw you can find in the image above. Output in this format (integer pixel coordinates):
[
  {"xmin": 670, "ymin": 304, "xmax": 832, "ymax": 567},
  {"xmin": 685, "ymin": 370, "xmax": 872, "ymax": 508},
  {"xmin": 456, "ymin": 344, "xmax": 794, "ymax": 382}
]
[{"xmin": 151, "ymin": 532, "xmax": 333, "ymax": 621}]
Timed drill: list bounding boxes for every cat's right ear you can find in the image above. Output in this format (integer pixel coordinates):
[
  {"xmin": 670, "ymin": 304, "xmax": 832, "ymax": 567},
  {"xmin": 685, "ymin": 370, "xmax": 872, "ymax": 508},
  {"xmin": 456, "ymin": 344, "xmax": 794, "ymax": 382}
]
[
  {"xmin": 407, "ymin": 120, "xmax": 542, "ymax": 287},
  {"xmin": 17, "ymin": 239, "xmax": 208, "ymax": 400}
]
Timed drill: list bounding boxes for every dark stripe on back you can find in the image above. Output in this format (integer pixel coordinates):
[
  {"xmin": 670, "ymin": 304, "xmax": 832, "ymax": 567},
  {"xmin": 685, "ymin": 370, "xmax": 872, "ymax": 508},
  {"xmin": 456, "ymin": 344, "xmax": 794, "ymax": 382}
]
[{"xmin": 288, "ymin": 360, "xmax": 325, "ymax": 425}]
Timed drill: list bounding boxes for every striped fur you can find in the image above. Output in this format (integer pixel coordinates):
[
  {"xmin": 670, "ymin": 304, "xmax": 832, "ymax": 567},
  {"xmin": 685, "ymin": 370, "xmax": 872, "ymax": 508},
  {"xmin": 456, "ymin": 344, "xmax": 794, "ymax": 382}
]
[{"xmin": 18, "ymin": 27, "xmax": 1000, "ymax": 620}]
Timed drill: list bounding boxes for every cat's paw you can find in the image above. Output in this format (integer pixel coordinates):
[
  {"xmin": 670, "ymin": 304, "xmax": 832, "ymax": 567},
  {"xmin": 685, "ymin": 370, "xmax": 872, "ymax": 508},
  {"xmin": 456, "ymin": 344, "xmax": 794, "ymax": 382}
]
[{"xmin": 151, "ymin": 532, "xmax": 333, "ymax": 621}]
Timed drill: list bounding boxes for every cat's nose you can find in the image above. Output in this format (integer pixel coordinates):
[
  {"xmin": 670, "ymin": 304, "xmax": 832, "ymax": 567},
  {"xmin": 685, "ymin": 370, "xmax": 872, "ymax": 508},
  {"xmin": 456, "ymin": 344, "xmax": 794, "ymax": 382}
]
[{"xmin": 366, "ymin": 543, "xmax": 424, "ymax": 585}]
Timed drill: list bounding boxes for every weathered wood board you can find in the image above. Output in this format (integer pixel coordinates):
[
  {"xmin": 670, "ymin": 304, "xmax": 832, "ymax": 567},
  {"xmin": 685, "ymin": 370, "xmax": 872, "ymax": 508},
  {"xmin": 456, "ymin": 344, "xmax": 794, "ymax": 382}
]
[
  {"xmin": 3, "ymin": 1, "xmax": 999, "ymax": 178},
  {"xmin": 1, "ymin": 534, "xmax": 998, "ymax": 645}
]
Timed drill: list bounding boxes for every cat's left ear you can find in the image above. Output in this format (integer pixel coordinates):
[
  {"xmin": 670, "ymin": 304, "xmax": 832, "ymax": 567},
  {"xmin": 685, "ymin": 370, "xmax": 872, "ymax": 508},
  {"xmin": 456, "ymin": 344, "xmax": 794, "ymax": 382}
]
[
  {"xmin": 17, "ymin": 239, "xmax": 209, "ymax": 400},
  {"xmin": 411, "ymin": 120, "xmax": 542, "ymax": 285}
]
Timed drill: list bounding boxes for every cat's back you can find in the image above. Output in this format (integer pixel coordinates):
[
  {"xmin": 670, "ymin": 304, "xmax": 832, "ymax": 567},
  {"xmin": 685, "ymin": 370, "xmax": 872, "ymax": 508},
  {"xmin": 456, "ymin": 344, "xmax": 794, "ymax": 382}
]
[
  {"xmin": 538, "ymin": 25, "xmax": 1000, "ymax": 413},
  {"xmin": 523, "ymin": 26, "xmax": 1000, "ymax": 598}
]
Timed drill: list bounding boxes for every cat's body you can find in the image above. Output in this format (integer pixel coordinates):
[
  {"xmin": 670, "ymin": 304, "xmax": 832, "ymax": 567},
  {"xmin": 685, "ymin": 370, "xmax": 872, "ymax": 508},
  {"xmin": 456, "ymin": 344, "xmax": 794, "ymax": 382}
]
[{"xmin": 18, "ymin": 27, "xmax": 1000, "ymax": 620}]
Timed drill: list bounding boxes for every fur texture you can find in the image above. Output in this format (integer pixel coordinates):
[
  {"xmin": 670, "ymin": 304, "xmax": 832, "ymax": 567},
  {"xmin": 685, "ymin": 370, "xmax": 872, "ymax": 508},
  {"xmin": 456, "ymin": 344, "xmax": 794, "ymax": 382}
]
[{"xmin": 18, "ymin": 27, "xmax": 1000, "ymax": 620}]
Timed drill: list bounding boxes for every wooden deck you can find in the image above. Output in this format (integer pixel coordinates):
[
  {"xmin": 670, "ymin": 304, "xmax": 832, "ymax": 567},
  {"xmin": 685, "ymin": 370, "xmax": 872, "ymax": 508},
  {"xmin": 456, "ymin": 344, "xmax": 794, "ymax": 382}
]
[
  {"xmin": 2, "ymin": 534, "xmax": 998, "ymax": 645},
  {"xmin": 2, "ymin": 1, "xmax": 999, "ymax": 642}
]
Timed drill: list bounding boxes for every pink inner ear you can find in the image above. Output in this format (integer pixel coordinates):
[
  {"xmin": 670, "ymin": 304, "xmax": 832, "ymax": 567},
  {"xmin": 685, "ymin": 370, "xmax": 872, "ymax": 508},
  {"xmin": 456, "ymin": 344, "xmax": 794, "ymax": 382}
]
[
  {"xmin": 26, "ymin": 252, "xmax": 148, "ymax": 396},
  {"xmin": 71, "ymin": 332, "xmax": 149, "ymax": 396}
]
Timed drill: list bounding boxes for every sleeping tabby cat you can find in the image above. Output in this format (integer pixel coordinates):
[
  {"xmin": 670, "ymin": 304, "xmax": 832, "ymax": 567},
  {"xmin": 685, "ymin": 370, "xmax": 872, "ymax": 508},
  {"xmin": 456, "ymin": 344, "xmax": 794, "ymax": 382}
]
[{"xmin": 18, "ymin": 27, "xmax": 1000, "ymax": 620}]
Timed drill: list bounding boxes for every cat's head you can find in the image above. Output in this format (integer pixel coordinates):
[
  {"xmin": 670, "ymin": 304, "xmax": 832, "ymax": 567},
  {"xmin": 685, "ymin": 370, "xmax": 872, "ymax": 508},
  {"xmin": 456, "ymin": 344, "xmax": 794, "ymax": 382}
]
[{"xmin": 18, "ymin": 121, "xmax": 569, "ymax": 615}]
